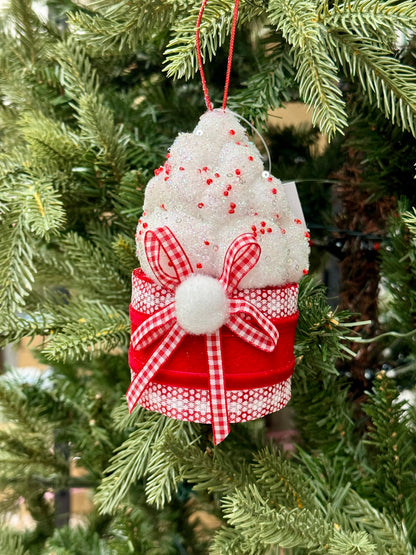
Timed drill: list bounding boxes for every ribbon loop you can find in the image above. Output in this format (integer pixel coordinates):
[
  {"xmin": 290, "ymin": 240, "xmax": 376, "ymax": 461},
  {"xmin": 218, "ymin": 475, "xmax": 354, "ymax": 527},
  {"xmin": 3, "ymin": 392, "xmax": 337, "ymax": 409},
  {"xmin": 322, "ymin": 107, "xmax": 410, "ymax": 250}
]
[
  {"xmin": 228, "ymin": 298, "xmax": 279, "ymax": 351},
  {"xmin": 219, "ymin": 233, "xmax": 260, "ymax": 294},
  {"xmin": 145, "ymin": 227, "xmax": 193, "ymax": 290}
]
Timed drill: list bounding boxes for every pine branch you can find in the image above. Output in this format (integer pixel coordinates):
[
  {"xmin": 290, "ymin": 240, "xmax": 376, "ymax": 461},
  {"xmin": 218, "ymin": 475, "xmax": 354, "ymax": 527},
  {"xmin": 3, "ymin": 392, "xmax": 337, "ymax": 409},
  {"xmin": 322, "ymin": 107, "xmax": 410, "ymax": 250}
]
[
  {"xmin": 8, "ymin": 0, "xmax": 42, "ymax": 64},
  {"xmin": 0, "ymin": 185, "xmax": 37, "ymax": 314},
  {"xmin": 221, "ymin": 484, "xmax": 376, "ymax": 553},
  {"xmin": 320, "ymin": 0, "xmax": 416, "ymax": 42},
  {"xmin": 19, "ymin": 111, "xmax": 84, "ymax": 172},
  {"xmin": 112, "ymin": 234, "xmax": 139, "ymax": 277},
  {"xmin": 226, "ymin": 38, "xmax": 295, "ymax": 127},
  {"xmin": 403, "ymin": 207, "xmax": 416, "ymax": 235},
  {"xmin": 327, "ymin": 32, "xmax": 416, "ymax": 135},
  {"xmin": 296, "ymin": 451, "xmax": 413, "ymax": 554},
  {"xmin": 268, "ymin": 0, "xmax": 347, "ymax": 139},
  {"xmin": 251, "ymin": 447, "xmax": 317, "ymax": 511},
  {"xmin": 362, "ymin": 371, "xmax": 416, "ymax": 543},
  {"xmin": 95, "ymin": 412, "xmax": 184, "ymax": 514},
  {"xmin": 0, "ymin": 528, "xmax": 28, "ymax": 555},
  {"xmin": 380, "ymin": 201, "xmax": 416, "ymax": 341},
  {"xmin": 111, "ymin": 170, "xmax": 144, "ymax": 233},
  {"xmin": 54, "ymin": 38, "xmax": 99, "ymax": 99},
  {"xmin": 42, "ymin": 300, "xmax": 130, "ymax": 363},
  {"xmin": 75, "ymin": 93, "xmax": 129, "ymax": 182},
  {"xmin": 164, "ymin": 0, "xmax": 263, "ymax": 80},
  {"xmin": 68, "ymin": 0, "xmax": 177, "ymax": 55},
  {"xmin": 167, "ymin": 441, "xmax": 256, "ymax": 497},
  {"xmin": 57, "ymin": 232, "xmax": 130, "ymax": 305},
  {"xmin": 210, "ymin": 525, "xmax": 269, "ymax": 555}
]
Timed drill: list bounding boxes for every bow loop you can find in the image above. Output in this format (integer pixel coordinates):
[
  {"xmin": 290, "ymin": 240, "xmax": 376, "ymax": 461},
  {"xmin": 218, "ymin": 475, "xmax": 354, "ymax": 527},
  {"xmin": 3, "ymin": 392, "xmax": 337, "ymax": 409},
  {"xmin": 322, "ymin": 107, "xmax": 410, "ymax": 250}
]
[
  {"xmin": 144, "ymin": 227, "xmax": 193, "ymax": 290},
  {"xmin": 219, "ymin": 233, "xmax": 260, "ymax": 294}
]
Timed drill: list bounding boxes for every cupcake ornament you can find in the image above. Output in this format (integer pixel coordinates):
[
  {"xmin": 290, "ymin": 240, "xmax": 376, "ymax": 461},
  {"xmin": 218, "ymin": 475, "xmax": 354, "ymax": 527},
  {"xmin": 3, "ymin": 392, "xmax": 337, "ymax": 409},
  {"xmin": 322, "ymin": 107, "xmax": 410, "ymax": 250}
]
[{"xmin": 126, "ymin": 0, "xmax": 310, "ymax": 445}]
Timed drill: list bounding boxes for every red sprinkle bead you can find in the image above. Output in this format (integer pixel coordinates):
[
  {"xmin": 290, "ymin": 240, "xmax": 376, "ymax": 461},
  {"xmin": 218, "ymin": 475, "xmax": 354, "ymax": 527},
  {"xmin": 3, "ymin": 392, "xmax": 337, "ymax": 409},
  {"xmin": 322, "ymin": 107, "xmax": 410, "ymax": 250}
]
[
  {"xmin": 227, "ymin": 184, "xmax": 232, "ymax": 191},
  {"xmin": 228, "ymin": 209, "xmax": 235, "ymax": 214},
  {"xmin": 305, "ymin": 231, "xmax": 310, "ymax": 238},
  {"xmin": 294, "ymin": 218, "xmax": 302, "ymax": 224},
  {"xmin": 214, "ymin": 173, "xmax": 220, "ymax": 178},
  {"xmin": 202, "ymin": 166, "xmax": 208, "ymax": 172},
  {"xmin": 248, "ymin": 156, "xmax": 253, "ymax": 161},
  {"xmin": 196, "ymin": 263, "xmax": 202, "ymax": 269},
  {"xmin": 161, "ymin": 204, "xmax": 167, "ymax": 211},
  {"xmin": 229, "ymin": 129, "xmax": 235, "ymax": 135},
  {"xmin": 275, "ymin": 214, "xmax": 279, "ymax": 219},
  {"xmin": 164, "ymin": 177, "xmax": 169, "ymax": 181},
  {"xmin": 303, "ymin": 269, "xmax": 309, "ymax": 275},
  {"xmin": 206, "ymin": 178, "xmax": 213, "ymax": 185},
  {"xmin": 260, "ymin": 221, "xmax": 266, "ymax": 227},
  {"xmin": 267, "ymin": 177, "xmax": 273, "ymax": 182},
  {"xmin": 251, "ymin": 225, "xmax": 257, "ymax": 232},
  {"xmin": 179, "ymin": 166, "xmax": 185, "ymax": 171},
  {"xmin": 281, "ymin": 228, "xmax": 286, "ymax": 234},
  {"xmin": 166, "ymin": 153, "xmax": 170, "ymax": 159},
  {"xmin": 142, "ymin": 222, "xmax": 148, "ymax": 228},
  {"xmin": 138, "ymin": 230, "xmax": 142, "ymax": 235},
  {"xmin": 235, "ymin": 169, "xmax": 241, "ymax": 176},
  {"xmin": 267, "ymin": 228, "xmax": 272, "ymax": 233},
  {"xmin": 154, "ymin": 167, "xmax": 163, "ymax": 176},
  {"xmin": 223, "ymin": 191, "xmax": 229, "ymax": 196},
  {"xmin": 230, "ymin": 202, "xmax": 236, "ymax": 209},
  {"xmin": 271, "ymin": 188, "xmax": 277, "ymax": 195},
  {"xmin": 260, "ymin": 229, "xmax": 265, "ymax": 234},
  {"xmin": 204, "ymin": 240, "xmax": 210, "ymax": 245},
  {"xmin": 198, "ymin": 202, "xmax": 204, "ymax": 208}
]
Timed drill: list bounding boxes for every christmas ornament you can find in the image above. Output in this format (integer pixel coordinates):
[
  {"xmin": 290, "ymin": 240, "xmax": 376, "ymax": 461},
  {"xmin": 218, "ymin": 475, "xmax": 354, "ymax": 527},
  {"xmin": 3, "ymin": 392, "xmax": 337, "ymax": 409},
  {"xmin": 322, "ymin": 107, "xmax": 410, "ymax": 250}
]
[{"xmin": 126, "ymin": 0, "xmax": 309, "ymax": 444}]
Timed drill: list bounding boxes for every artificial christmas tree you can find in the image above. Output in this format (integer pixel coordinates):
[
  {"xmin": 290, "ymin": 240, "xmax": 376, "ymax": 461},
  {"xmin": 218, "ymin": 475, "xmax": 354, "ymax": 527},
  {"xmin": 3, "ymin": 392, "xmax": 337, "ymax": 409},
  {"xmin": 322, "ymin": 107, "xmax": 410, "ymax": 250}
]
[{"xmin": 1, "ymin": 0, "xmax": 416, "ymax": 553}]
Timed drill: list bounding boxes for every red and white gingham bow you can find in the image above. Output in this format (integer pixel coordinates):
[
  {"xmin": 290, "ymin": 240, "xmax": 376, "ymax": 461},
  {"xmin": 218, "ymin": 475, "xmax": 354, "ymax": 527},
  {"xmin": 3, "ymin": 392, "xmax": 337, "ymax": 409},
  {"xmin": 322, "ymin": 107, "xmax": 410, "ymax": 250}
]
[{"xmin": 127, "ymin": 227, "xmax": 279, "ymax": 444}]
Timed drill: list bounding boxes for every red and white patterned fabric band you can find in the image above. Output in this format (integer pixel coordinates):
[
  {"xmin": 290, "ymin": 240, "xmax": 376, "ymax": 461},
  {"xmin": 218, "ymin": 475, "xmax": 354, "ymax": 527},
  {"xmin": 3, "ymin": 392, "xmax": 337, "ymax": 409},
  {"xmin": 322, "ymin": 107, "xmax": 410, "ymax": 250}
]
[
  {"xmin": 138, "ymin": 379, "xmax": 292, "ymax": 424},
  {"xmin": 131, "ymin": 271, "xmax": 299, "ymax": 319}
]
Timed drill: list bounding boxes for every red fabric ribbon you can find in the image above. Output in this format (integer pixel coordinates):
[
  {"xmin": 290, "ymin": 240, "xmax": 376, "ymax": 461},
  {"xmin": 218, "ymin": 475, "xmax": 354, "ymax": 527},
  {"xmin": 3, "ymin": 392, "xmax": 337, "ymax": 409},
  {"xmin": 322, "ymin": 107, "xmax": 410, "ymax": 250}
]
[{"xmin": 127, "ymin": 227, "xmax": 279, "ymax": 444}]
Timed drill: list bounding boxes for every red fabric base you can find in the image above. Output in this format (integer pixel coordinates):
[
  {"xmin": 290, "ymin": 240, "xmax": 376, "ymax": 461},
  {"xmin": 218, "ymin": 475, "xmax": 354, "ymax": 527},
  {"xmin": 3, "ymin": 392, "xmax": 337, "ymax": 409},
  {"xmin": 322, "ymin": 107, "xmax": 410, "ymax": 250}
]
[{"xmin": 129, "ymin": 304, "xmax": 298, "ymax": 391}]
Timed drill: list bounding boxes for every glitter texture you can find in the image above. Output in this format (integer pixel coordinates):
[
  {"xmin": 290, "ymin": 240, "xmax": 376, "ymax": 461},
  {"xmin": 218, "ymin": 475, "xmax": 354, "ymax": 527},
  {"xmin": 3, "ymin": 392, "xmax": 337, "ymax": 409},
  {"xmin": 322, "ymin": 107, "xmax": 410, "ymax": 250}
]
[{"xmin": 137, "ymin": 109, "xmax": 310, "ymax": 288}]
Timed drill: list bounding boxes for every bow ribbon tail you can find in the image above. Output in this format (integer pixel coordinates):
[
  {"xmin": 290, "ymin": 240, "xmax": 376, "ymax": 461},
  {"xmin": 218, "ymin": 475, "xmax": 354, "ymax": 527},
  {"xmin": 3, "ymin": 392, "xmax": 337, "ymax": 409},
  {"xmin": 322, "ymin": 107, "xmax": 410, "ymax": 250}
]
[
  {"xmin": 127, "ymin": 323, "xmax": 187, "ymax": 413},
  {"xmin": 206, "ymin": 331, "xmax": 230, "ymax": 445}
]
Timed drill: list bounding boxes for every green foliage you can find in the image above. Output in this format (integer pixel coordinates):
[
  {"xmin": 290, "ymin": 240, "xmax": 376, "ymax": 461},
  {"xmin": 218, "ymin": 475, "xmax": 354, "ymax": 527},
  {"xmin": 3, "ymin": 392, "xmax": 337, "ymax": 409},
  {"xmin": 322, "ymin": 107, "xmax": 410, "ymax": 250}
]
[
  {"xmin": 95, "ymin": 407, "xmax": 201, "ymax": 512},
  {"xmin": 268, "ymin": 0, "xmax": 348, "ymax": 138},
  {"xmin": 380, "ymin": 201, "xmax": 416, "ymax": 360},
  {"xmin": 0, "ymin": 528, "xmax": 28, "ymax": 555},
  {"xmin": 1, "ymin": 0, "xmax": 416, "ymax": 553},
  {"xmin": 361, "ymin": 372, "xmax": 416, "ymax": 544}
]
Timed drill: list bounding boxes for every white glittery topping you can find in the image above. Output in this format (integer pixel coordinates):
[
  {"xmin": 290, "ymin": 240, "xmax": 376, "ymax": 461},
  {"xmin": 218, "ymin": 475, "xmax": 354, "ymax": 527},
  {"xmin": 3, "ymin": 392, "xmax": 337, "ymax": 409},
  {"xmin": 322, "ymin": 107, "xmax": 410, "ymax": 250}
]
[{"xmin": 136, "ymin": 109, "xmax": 310, "ymax": 288}]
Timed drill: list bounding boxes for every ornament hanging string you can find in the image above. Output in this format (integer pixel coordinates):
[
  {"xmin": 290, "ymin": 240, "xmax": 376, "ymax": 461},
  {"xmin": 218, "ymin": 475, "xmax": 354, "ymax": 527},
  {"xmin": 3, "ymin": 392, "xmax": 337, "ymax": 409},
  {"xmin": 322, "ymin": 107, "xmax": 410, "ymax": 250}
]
[
  {"xmin": 196, "ymin": 0, "xmax": 240, "ymax": 111},
  {"xmin": 195, "ymin": 0, "xmax": 272, "ymax": 173}
]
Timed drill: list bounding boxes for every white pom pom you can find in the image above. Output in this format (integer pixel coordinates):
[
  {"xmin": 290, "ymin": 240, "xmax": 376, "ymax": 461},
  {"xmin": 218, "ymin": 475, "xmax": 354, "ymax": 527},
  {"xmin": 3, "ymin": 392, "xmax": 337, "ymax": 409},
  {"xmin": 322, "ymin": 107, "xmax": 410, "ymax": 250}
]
[{"xmin": 175, "ymin": 275, "xmax": 229, "ymax": 335}]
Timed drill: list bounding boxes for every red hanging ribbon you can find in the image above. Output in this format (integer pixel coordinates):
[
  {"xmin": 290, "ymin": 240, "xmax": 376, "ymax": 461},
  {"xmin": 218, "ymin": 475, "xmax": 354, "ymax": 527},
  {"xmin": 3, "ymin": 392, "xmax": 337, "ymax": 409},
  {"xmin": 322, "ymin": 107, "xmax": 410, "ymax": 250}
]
[
  {"xmin": 126, "ymin": 227, "xmax": 279, "ymax": 445},
  {"xmin": 196, "ymin": 0, "xmax": 240, "ymax": 111}
]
